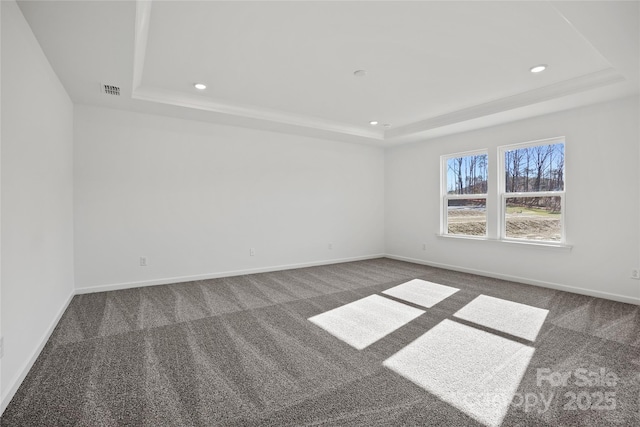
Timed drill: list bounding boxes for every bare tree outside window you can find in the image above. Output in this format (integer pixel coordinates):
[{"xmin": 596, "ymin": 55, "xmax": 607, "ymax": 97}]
[
  {"xmin": 505, "ymin": 144, "xmax": 564, "ymax": 193},
  {"xmin": 447, "ymin": 154, "xmax": 488, "ymax": 195},
  {"xmin": 441, "ymin": 139, "xmax": 565, "ymax": 244},
  {"xmin": 445, "ymin": 153, "xmax": 488, "ymax": 236},
  {"xmin": 503, "ymin": 142, "xmax": 565, "ymax": 241}
]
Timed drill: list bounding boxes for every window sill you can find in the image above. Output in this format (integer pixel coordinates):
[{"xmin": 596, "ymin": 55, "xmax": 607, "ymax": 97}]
[{"xmin": 436, "ymin": 234, "xmax": 572, "ymax": 251}]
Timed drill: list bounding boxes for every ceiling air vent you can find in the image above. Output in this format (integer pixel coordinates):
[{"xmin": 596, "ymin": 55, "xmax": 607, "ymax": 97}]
[{"xmin": 101, "ymin": 84, "xmax": 120, "ymax": 96}]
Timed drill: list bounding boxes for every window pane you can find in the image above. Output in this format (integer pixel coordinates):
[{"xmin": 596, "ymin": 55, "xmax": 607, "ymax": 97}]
[
  {"xmin": 504, "ymin": 143, "xmax": 564, "ymax": 192},
  {"xmin": 447, "ymin": 199, "xmax": 486, "ymax": 236},
  {"xmin": 446, "ymin": 154, "xmax": 488, "ymax": 195},
  {"xmin": 505, "ymin": 196, "xmax": 562, "ymax": 241}
]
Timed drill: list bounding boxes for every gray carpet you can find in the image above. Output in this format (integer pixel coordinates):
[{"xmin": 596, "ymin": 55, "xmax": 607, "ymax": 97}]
[{"xmin": 2, "ymin": 258, "xmax": 639, "ymax": 426}]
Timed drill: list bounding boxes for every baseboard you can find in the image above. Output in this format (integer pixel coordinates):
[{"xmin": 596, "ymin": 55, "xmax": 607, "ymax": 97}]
[
  {"xmin": 75, "ymin": 254, "xmax": 386, "ymax": 294},
  {"xmin": 2, "ymin": 253, "xmax": 637, "ymax": 417},
  {"xmin": 4, "ymin": 255, "xmax": 387, "ymax": 415},
  {"xmin": 385, "ymin": 254, "xmax": 640, "ymax": 305},
  {"xmin": 1, "ymin": 289, "xmax": 75, "ymax": 415}
]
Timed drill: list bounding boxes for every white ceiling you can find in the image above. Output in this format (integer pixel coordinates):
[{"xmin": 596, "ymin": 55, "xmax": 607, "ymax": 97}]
[{"xmin": 17, "ymin": 0, "xmax": 639, "ymax": 146}]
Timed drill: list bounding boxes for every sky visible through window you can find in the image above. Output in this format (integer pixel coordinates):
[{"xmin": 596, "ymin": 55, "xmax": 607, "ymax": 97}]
[
  {"xmin": 503, "ymin": 143, "xmax": 565, "ymax": 241},
  {"xmin": 446, "ymin": 144, "xmax": 564, "ymax": 195},
  {"xmin": 445, "ymin": 143, "xmax": 565, "ymax": 241},
  {"xmin": 504, "ymin": 143, "xmax": 564, "ymax": 193},
  {"xmin": 446, "ymin": 154, "xmax": 488, "ymax": 195}
]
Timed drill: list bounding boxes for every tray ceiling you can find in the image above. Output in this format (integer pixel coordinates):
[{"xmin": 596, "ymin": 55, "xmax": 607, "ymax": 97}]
[{"xmin": 17, "ymin": 1, "xmax": 639, "ymax": 145}]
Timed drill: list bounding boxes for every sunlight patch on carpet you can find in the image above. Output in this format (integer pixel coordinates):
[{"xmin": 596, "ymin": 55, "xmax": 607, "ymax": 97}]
[
  {"xmin": 384, "ymin": 319, "xmax": 534, "ymax": 427},
  {"xmin": 454, "ymin": 295, "xmax": 549, "ymax": 341},
  {"xmin": 382, "ymin": 279, "xmax": 459, "ymax": 308},
  {"xmin": 308, "ymin": 295, "xmax": 425, "ymax": 350}
]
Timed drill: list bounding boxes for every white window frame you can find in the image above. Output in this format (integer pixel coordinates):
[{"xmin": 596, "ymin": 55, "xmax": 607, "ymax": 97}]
[
  {"xmin": 497, "ymin": 137, "xmax": 566, "ymax": 244},
  {"xmin": 440, "ymin": 149, "xmax": 489, "ymax": 237}
]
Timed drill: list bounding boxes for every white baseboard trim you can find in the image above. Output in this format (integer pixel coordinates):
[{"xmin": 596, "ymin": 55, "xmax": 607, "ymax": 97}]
[
  {"xmin": 1, "ymin": 289, "xmax": 75, "ymax": 415},
  {"xmin": 1, "ymin": 254, "xmax": 385, "ymax": 417},
  {"xmin": 75, "ymin": 254, "xmax": 386, "ymax": 294},
  {"xmin": 385, "ymin": 254, "xmax": 640, "ymax": 306},
  {"xmin": 3, "ymin": 252, "xmax": 635, "ymax": 417}
]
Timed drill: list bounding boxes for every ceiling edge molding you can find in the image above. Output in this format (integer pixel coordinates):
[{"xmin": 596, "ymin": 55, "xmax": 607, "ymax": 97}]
[
  {"xmin": 132, "ymin": 86, "xmax": 384, "ymax": 140},
  {"xmin": 385, "ymin": 68, "xmax": 625, "ymax": 140},
  {"xmin": 547, "ymin": 1, "xmax": 616, "ymax": 72},
  {"xmin": 130, "ymin": 0, "xmax": 381, "ymax": 141},
  {"xmin": 131, "ymin": 0, "xmax": 626, "ymax": 143},
  {"xmin": 132, "ymin": 0, "xmax": 152, "ymax": 93}
]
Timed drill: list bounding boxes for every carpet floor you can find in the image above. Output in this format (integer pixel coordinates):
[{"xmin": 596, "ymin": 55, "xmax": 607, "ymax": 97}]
[{"xmin": 2, "ymin": 258, "xmax": 639, "ymax": 426}]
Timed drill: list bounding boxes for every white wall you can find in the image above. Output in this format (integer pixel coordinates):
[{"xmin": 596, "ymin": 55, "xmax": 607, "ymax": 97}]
[
  {"xmin": 73, "ymin": 106, "xmax": 385, "ymax": 291},
  {"xmin": 1, "ymin": 0, "xmax": 74, "ymax": 410},
  {"xmin": 385, "ymin": 96, "xmax": 640, "ymax": 304}
]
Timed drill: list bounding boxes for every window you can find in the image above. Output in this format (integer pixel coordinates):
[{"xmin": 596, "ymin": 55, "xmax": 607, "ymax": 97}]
[
  {"xmin": 440, "ymin": 137, "xmax": 566, "ymax": 246},
  {"xmin": 499, "ymin": 138, "xmax": 565, "ymax": 242},
  {"xmin": 442, "ymin": 151, "xmax": 488, "ymax": 237}
]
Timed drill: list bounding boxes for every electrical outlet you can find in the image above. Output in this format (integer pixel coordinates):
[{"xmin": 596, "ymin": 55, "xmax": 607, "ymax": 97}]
[
  {"xmin": 328, "ymin": 243, "xmax": 333, "ymax": 250},
  {"xmin": 631, "ymin": 269, "xmax": 640, "ymax": 280},
  {"xmin": 0, "ymin": 336, "xmax": 4, "ymax": 359},
  {"xmin": 250, "ymin": 248, "xmax": 255, "ymax": 256},
  {"xmin": 140, "ymin": 256, "xmax": 147, "ymax": 267}
]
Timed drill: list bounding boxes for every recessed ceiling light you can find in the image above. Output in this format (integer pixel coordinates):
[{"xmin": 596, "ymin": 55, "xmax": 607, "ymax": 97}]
[
  {"xmin": 530, "ymin": 65, "xmax": 547, "ymax": 73},
  {"xmin": 369, "ymin": 121, "xmax": 379, "ymax": 125},
  {"xmin": 194, "ymin": 83, "xmax": 207, "ymax": 90},
  {"xmin": 354, "ymin": 70, "xmax": 367, "ymax": 77}
]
